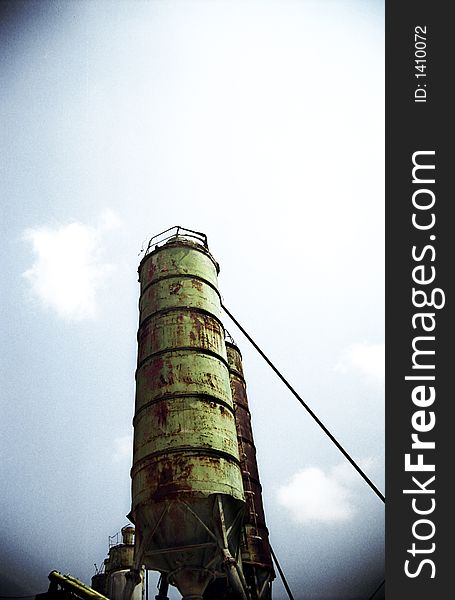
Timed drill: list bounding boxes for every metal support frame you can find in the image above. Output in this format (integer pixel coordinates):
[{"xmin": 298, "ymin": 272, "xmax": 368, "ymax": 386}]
[{"xmin": 134, "ymin": 502, "xmax": 173, "ymax": 570}]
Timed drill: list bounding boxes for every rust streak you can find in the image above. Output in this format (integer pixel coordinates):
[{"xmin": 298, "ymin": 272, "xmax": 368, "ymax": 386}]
[
  {"xmin": 191, "ymin": 279, "xmax": 203, "ymax": 291},
  {"xmin": 154, "ymin": 401, "xmax": 169, "ymax": 427},
  {"xmin": 169, "ymin": 282, "xmax": 182, "ymax": 295}
]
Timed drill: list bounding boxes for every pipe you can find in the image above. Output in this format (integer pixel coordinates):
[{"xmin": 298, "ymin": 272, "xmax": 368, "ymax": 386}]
[
  {"xmin": 48, "ymin": 571, "xmax": 109, "ymax": 600},
  {"xmin": 122, "ymin": 569, "xmax": 142, "ymax": 600},
  {"xmin": 155, "ymin": 574, "xmax": 169, "ymax": 600},
  {"xmin": 222, "ymin": 550, "xmax": 251, "ymax": 600}
]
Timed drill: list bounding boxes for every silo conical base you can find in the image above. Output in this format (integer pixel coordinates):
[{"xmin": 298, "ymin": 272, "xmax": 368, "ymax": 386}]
[{"xmin": 168, "ymin": 567, "xmax": 214, "ymax": 600}]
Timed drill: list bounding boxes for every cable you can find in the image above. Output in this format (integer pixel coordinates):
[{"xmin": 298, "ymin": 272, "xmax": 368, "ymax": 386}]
[
  {"xmin": 368, "ymin": 578, "xmax": 385, "ymax": 600},
  {"xmin": 270, "ymin": 546, "xmax": 295, "ymax": 600},
  {"xmin": 221, "ymin": 303, "xmax": 385, "ymax": 504}
]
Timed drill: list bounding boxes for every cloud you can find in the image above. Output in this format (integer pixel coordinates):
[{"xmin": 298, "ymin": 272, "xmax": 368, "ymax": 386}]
[
  {"xmin": 112, "ymin": 434, "xmax": 132, "ymax": 463},
  {"xmin": 335, "ymin": 342, "xmax": 384, "ymax": 382},
  {"xmin": 22, "ymin": 210, "xmax": 121, "ymax": 320},
  {"xmin": 277, "ymin": 461, "xmax": 374, "ymax": 525}
]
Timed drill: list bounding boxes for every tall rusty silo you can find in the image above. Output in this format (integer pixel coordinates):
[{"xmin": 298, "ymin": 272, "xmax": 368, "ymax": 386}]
[
  {"xmin": 226, "ymin": 341, "xmax": 275, "ymax": 600},
  {"xmin": 129, "ymin": 228, "xmax": 246, "ymax": 600}
]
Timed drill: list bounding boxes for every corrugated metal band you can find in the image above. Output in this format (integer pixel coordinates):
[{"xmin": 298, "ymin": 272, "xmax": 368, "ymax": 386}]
[
  {"xmin": 130, "ymin": 447, "xmax": 241, "ymax": 477},
  {"xmin": 239, "ymin": 458, "xmax": 262, "ymax": 488},
  {"xmin": 229, "ymin": 388, "xmax": 251, "ymax": 414},
  {"xmin": 138, "ymin": 306, "xmax": 226, "ymax": 336},
  {"xmin": 139, "ymin": 273, "xmax": 222, "ymax": 299},
  {"xmin": 225, "ymin": 341, "xmax": 243, "ymax": 360},
  {"xmin": 227, "ymin": 365, "xmax": 244, "ymax": 381},
  {"xmin": 226, "ymin": 343, "xmax": 242, "ymax": 357},
  {"xmin": 243, "ymin": 477, "xmax": 262, "ymax": 492},
  {"xmin": 133, "ymin": 393, "xmax": 235, "ymax": 423},
  {"xmin": 136, "ymin": 346, "xmax": 230, "ymax": 373},
  {"xmin": 237, "ymin": 434, "xmax": 257, "ymax": 449},
  {"xmin": 234, "ymin": 403, "xmax": 251, "ymax": 418}
]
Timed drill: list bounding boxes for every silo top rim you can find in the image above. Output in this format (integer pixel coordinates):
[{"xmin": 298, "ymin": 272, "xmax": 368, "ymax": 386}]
[
  {"xmin": 225, "ymin": 339, "xmax": 242, "ymax": 357},
  {"xmin": 139, "ymin": 226, "xmax": 220, "ymax": 273}
]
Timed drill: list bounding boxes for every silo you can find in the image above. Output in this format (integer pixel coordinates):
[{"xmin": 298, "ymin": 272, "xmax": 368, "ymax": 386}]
[
  {"xmin": 226, "ymin": 341, "xmax": 275, "ymax": 600},
  {"xmin": 106, "ymin": 527, "xmax": 144, "ymax": 600},
  {"xmin": 92, "ymin": 527, "xmax": 144, "ymax": 600},
  {"xmin": 129, "ymin": 228, "xmax": 246, "ymax": 600}
]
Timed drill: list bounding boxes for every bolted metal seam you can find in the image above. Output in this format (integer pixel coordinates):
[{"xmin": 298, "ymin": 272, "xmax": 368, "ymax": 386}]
[
  {"xmin": 139, "ymin": 272, "xmax": 222, "ymax": 300},
  {"xmin": 138, "ymin": 306, "xmax": 226, "ymax": 334},
  {"xmin": 130, "ymin": 447, "xmax": 242, "ymax": 477},
  {"xmin": 132, "ymin": 393, "xmax": 236, "ymax": 424},
  {"xmin": 135, "ymin": 346, "xmax": 231, "ymax": 373}
]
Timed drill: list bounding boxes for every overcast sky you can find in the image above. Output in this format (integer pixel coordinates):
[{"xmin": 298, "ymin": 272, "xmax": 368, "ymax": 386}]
[{"xmin": 1, "ymin": 1, "xmax": 384, "ymax": 598}]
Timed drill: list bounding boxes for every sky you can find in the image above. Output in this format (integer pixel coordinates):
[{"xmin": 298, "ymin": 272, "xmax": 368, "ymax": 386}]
[{"xmin": 0, "ymin": 1, "xmax": 384, "ymax": 599}]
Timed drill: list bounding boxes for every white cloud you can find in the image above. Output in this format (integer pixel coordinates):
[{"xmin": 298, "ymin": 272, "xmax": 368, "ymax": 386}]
[
  {"xmin": 112, "ymin": 434, "xmax": 133, "ymax": 463},
  {"xmin": 335, "ymin": 342, "xmax": 385, "ymax": 382},
  {"xmin": 277, "ymin": 461, "xmax": 375, "ymax": 525},
  {"xmin": 22, "ymin": 210, "xmax": 121, "ymax": 320}
]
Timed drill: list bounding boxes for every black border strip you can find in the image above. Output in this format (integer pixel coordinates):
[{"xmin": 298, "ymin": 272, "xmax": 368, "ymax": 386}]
[{"xmin": 386, "ymin": 2, "xmax": 451, "ymax": 597}]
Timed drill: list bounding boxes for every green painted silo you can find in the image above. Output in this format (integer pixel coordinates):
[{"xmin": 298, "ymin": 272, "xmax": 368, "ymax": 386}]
[{"xmin": 129, "ymin": 228, "xmax": 245, "ymax": 600}]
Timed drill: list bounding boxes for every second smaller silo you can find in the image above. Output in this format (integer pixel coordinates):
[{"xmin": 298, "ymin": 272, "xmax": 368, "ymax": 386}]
[
  {"xmin": 92, "ymin": 527, "xmax": 144, "ymax": 600},
  {"xmin": 226, "ymin": 341, "xmax": 275, "ymax": 600}
]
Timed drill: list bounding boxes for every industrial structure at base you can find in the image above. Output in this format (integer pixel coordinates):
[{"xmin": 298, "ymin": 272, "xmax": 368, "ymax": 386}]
[
  {"xmin": 37, "ymin": 226, "xmax": 275, "ymax": 600},
  {"xmin": 91, "ymin": 527, "xmax": 144, "ymax": 600}
]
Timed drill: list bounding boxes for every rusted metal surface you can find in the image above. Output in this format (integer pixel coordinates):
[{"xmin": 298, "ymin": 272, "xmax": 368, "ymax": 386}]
[
  {"xmin": 135, "ymin": 352, "xmax": 232, "ymax": 407},
  {"xmin": 139, "ymin": 278, "xmax": 222, "ymax": 327},
  {"xmin": 133, "ymin": 398, "xmax": 239, "ymax": 464},
  {"xmin": 105, "ymin": 545, "xmax": 134, "ymax": 573},
  {"xmin": 226, "ymin": 342, "xmax": 275, "ymax": 600},
  {"xmin": 137, "ymin": 311, "xmax": 226, "ymax": 364},
  {"xmin": 130, "ymin": 235, "xmax": 245, "ymax": 599},
  {"xmin": 121, "ymin": 526, "xmax": 135, "ymax": 546},
  {"xmin": 139, "ymin": 239, "xmax": 220, "ymax": 289}
]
